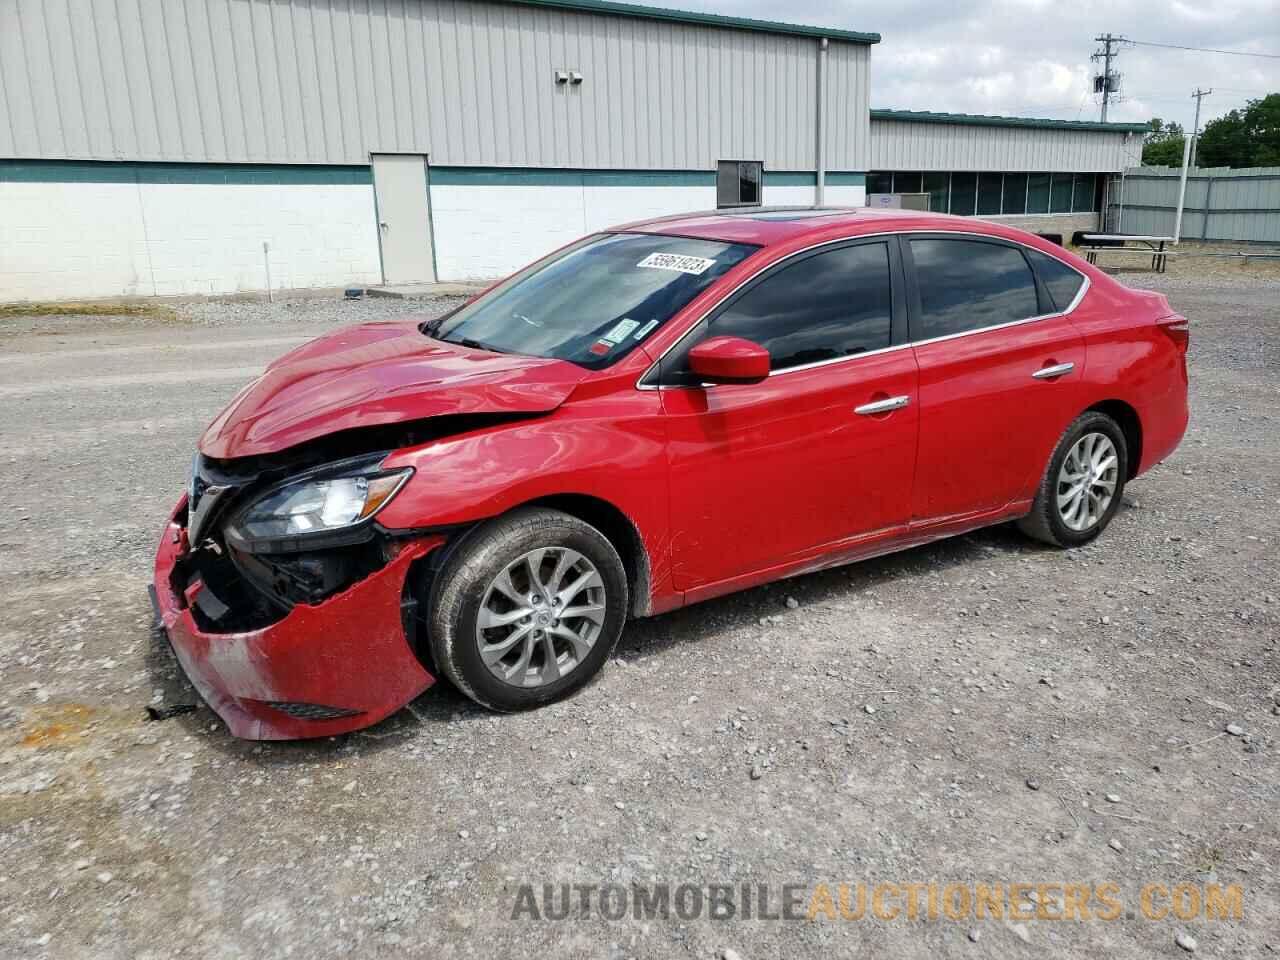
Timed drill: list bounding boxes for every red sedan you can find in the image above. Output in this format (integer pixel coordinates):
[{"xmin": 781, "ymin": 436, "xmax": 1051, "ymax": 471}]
[{"xmin": 153, "ymin": 207, "xmax": 1189, "ymax": 739}]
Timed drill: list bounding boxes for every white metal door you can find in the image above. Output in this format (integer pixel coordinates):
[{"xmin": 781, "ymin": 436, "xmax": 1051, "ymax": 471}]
[{"xmin": 371, "ymin": 154, "xmax": 436, "ymax": 284}]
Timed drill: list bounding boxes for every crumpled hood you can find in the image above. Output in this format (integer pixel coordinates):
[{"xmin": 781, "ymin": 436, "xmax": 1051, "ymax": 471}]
[{"xmin": 200, "ymin": 321, "xmax": 588, "ymax": 458}]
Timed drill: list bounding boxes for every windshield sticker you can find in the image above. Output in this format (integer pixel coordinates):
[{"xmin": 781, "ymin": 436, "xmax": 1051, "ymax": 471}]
[
  {"xmin": 600, "ymin": 318, "xmax": 640, "ymax": 344},
  {"xmin": 589, "ymin": 340, "xmax": 612, "ymax": 356},
  {"xmin": 637, "ymin": 252, "xmax": 716, "ymax": 275},
  {"xmin": 633, "ymin": 319, "xmax": 660, "ymax": 340}
]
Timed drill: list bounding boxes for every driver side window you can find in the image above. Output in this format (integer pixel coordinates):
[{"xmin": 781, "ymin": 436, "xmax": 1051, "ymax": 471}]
[{"xmin": 660, "ymin": 241, "xmax": 894, "ymax": 385}]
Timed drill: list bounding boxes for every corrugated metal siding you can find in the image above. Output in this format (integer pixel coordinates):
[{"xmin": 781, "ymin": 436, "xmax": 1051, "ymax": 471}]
[
  {"xmin": 1110, "ymin": 167, "xmax": 1280, "ymax": 242},
  {"xmin": 0, "ymin": 0, "xmax": 870, "ymax": 171},
  {"xmin": 869, "ymin": 119, "xmax": 1140, "ymax": 173}
]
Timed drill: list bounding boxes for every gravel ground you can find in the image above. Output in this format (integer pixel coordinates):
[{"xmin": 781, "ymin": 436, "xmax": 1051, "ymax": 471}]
[{"xmin": 0, "ymin": 275, "xmax": 1276, "ymax": 959}]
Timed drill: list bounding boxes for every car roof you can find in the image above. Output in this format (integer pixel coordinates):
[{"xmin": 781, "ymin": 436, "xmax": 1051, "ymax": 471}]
[{"xmin": 618, "ymin": 205, "xmax": 965, "ymax": 246}]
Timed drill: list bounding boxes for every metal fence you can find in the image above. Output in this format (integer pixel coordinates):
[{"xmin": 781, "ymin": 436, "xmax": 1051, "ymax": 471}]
[{"xmin": 1105, "ymin": 166, "xmax": 1280, "ymax": 243}]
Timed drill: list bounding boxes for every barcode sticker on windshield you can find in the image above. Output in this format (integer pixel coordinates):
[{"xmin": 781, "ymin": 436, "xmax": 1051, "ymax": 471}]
[
  {"xmin": 637, "ymin": 252, "xmax": 716, "ymax": 275},
  {"xmin": 601, "ymin": 318, "xmax": 640, "ymax": 344},
  {"xmin": 633, "ymin": 319, "xmax": 659, "ymax": 340}
]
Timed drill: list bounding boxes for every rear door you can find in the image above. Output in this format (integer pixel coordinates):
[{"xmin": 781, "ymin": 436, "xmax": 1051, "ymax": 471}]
[
  {"xmin": 903, "ymin": 235, "xmax": 1089, "ymax": 522},
  {"xmin": 653, "ymin": 238, "xmax": 920, "ymax": 591}
]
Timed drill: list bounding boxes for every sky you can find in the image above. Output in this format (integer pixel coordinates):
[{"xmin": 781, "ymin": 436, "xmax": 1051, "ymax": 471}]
[{"xmin": 634, "ymin": 0, "xmax": 1280, "ymax": 137}]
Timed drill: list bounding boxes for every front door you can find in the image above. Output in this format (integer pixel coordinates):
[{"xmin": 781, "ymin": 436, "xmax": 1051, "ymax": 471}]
[
  {"xmin": 655, "ymin": 239, "xmax": 919, "ymax": 593},
  {"xmin": 371, "ymin": 154, "xmax": 436, "ymax": 284}
]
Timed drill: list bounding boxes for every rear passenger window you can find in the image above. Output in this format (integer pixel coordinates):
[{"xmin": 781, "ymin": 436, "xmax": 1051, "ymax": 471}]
[
  {"xmin": 1026, "ymin": 248, "xmax": 1086, "ymax": 313},
  {"xmin": 663, "ymin": 242, "xmax": 893, "ymax": 382},
  {"xmin": 909, "ymin": 238, "xmax": 1040, "ymax": 339}
]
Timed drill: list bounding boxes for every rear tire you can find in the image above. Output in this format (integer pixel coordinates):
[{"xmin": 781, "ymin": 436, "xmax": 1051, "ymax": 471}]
[
  {"xmin": 427, "ymin": 507, "xmax": 628, "ymax": 711},
  {"xmin": 1017, "ymin": 411, "xmax": 1128, "ymax": 548}
]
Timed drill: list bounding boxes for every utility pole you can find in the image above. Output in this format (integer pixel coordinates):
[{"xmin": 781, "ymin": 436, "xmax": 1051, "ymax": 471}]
[
  {"xmin": 1093, "ymin": 34, "xmax": 1121, "ymax": 121},
  {"xmin": 1189, "ymin": 87, "xmax": 1212, "ymax": 168}
]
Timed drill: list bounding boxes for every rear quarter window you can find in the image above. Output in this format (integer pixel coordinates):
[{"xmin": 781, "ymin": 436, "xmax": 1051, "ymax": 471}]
[{"xmin": 1025, "ymin": 248, "xmax": 1086, "ymax": 313}]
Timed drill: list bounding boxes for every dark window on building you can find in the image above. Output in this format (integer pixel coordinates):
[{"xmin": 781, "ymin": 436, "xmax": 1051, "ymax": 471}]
[
  {"xmin": 1072, "ymin": 173, "xmax": 1097, "ymax": 212},
  {"xmin": 1027, "ymin": 173, "xmax": 1051, "ymax": 214},
  {"xmin": 1002, "ymin": 173, "xmax": 1028, "ymax": 215},
  {"xmin": 909, "ymin": 238, "xmax": 1040, "ymax": 339},
  {"xmin": 867, "ymin": 172, "xmax": 893, "ymax": 194},
  {"xmin": 1026, "ymin": 248, "xmax": 1086, "ymax": 312},
  {"xmin": 1049, "ymin": 173, "xmax": 1074, "ymax": 213},
  {"xmin": 666, "ymin": 242, "xmax": 894, "ymax": 380},
  {"xmin": 923, "ymin": 172, "xmax": 950, "ymax": 212},
  {"xmin": 949, "ymin": 172, "xmax": 977, "ymax": 215},
  {"xmin": 717, "ymin": 161, "xmax": 762, "ymax": 207},
  {"xmin": 977, "ymin": 173, "xmax": 1003, "ymax": 215},
  {"xmin": 893, "ymin": 171, "xmax": 924, "ymax": 194}
]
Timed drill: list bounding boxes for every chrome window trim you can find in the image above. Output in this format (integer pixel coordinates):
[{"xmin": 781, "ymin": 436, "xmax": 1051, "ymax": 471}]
[{"xmin": 635, "ymin": 229, "xmax": 1091, "ymax": 391}]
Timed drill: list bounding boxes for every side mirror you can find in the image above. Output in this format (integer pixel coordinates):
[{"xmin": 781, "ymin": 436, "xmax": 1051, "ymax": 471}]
[{"xmin": 687, "ymin": 336, "xmax": 770, "ymax": 385}]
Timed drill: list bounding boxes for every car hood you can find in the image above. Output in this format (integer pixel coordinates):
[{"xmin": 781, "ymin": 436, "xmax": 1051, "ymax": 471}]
[{"xmin": 199, "ymin": 321, "xmax": 588, "ymax": 458}]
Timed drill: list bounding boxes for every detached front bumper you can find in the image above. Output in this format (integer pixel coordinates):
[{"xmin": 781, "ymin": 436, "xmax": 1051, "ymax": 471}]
[{"xmin": 152, "ymin": 496, "xmax": 442, "ymax": 740}]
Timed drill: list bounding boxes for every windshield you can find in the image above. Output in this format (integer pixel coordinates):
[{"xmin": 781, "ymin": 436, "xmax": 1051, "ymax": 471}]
[{"xmin": 428, "ymin": 233, "xmax": 758, "ymax": 368}]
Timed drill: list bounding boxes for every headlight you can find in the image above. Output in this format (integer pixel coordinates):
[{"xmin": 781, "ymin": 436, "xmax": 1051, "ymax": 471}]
[{"xmin": 228, "ymin": 465, "xmax": 412, "ymax": 550}]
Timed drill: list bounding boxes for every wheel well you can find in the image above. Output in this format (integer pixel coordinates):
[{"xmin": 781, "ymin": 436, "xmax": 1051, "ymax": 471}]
[
  {"xmin": 524, "ymin": 494, "xmax": 651, "ymax": 618},
  {"xmin": 1088, "ymin": 400, "xmax": 1142, "ymax": 479}
]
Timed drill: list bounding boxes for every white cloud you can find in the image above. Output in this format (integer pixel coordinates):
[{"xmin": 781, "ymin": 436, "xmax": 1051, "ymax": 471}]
[{"xmin": 633, "ymin": 0, "xmax": 1280, "ymax": 129}]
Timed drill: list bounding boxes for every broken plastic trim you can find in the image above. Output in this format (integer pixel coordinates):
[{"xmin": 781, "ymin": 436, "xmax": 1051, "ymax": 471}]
[{"xmin": 145, "ymin": 703, "xmax": 198, "ymax": 722}]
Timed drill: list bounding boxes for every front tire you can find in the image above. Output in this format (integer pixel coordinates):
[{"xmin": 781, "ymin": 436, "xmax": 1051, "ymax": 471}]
[
  {"xmin": 1017, "ymin": 411, "xmax": 1128, "ymax": 548},
  {"xmin": 427, "ymin": 507, "xmax": 628, "ymax": 711}
]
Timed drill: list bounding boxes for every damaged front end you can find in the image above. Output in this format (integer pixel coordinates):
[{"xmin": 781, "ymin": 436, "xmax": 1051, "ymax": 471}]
[{"xmin": 153, "ymin": 446, "xmax": 447, "ymax": 740}]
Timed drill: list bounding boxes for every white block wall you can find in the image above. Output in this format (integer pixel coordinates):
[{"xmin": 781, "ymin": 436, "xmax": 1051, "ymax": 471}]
[
  {"xmin": 429, "ymin": 183, "xmax": 717, "ymax": 281},
  {"xmin": 0, "ymin": 180, "xmax": 382, "ymax": 300},
  {"xmin": 429, "ymin": 180, "xmax": 865, "ymax": 281},
  {"xmin": 1, "ymin": 173, "xmax": 867, "ymax": 297}
]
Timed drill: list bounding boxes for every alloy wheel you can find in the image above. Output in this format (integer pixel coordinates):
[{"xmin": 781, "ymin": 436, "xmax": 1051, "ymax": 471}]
[
  {"xmin": 476, "ymin": 547, "xmax": 607, "ymax": 687},
  {"xmin": 1056, "ymin": 431, "xmax": 1119, "ymax": 532}
]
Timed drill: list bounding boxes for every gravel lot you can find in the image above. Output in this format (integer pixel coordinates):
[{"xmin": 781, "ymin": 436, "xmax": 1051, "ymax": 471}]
[{"xmin": 0, "ymin": 273, "xmax": 1276, "ymax": 958}]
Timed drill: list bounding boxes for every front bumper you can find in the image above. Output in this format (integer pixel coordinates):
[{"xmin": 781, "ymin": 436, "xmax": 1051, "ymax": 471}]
[{"xmin": 152, "ymin": 496, "xmax": 442, "ymax": 740}]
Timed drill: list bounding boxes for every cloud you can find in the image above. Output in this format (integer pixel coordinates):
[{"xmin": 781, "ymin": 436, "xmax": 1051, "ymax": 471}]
[{"xmin": 634, "ymin": 0, "xmax": 1280, "ymax": 128}]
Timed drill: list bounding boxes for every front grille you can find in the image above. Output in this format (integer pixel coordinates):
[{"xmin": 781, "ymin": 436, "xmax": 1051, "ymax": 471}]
[{"xmin": 262, "ymin": 701, "xmax": 363, "ymax": 721}]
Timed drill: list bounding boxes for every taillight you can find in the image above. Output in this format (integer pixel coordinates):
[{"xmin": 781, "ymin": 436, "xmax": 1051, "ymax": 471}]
[{"xmin": 1157, "ymin": 314, "xmax": 1189, "ymax": 353}]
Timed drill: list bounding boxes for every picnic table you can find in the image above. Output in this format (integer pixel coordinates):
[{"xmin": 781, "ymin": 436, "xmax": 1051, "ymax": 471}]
[{"xmin": 1080, "ymin": 234, "xmax": 1175, "ymax": 274}]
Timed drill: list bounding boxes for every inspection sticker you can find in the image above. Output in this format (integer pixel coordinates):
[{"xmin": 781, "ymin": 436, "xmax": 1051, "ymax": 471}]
[
  {"xmin": 632, "ymin": 319, "xmax": 660, "ymax": 340},
  {"xmin": 600, "ymin": 318, "xmax": 641, "ymax": 344},
  {"xmin": 637, "ymin": 252, "xmax": 716, "ymax": 275}
]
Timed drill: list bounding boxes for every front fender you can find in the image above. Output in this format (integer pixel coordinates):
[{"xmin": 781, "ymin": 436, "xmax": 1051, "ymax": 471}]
[{"xmin": 375, "ymin": 395, "xmax": 677, "ymax": 614}]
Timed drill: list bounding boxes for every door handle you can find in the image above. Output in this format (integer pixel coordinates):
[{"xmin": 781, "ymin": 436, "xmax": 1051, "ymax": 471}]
[
  {"xmin": 1032, "ymin": 362, "xmax": 1075, "ymax": 380},
  {"xmin": 854, "ymin": 395, "xmax": 910, "ymax": 415}
]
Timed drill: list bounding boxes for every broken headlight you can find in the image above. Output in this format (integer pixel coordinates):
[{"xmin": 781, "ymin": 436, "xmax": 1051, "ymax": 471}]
[{"xmin": 225, "ymin": 462, "xmax": 412, "ymax": 553}]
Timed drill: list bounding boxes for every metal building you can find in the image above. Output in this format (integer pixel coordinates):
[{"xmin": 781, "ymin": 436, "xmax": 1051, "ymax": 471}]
[
  {"xmin": 0, "ymin": 0, "xmax": 1144, "ymax": 300},
  {"xmin": 868, "ymin": 110, "xmax": 1147, "ymax": 238}
]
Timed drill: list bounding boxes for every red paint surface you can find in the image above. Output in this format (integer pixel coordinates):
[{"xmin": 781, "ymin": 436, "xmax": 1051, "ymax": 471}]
[
  {"xmin": 200, "ymin": 322, "xmax": 588, "ymax": 458},
  {"xmin": 154, "ymin": 497, "xmax": 442, "ymax": 740},
  {"xmin": 162, "ymin": 209, "xmax": 1189, "ymax": 739}
]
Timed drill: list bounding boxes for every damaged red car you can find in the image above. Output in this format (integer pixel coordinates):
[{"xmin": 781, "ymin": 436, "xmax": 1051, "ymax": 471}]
[{"xmin": 153, "ymin": 207, "xmax": 1189, "ymax": 739}]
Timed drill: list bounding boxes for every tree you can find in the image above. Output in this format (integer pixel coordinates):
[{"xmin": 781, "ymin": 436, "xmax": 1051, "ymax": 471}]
[
  {"xmin": 1195, "ymin": 94, "xmax": 1280, "ymax": 168},
  {"xmin": 1196, "ymin": 109, "xmax": 1249, "ymax": 167},
  {"xmin": 1142, "ymin": 118, "xmax": 1186, "ymax": 166}
]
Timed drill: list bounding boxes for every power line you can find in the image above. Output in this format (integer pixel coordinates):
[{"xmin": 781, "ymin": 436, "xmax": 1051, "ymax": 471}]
[{"xmin": 1126, "ymin": 38, "xmax": 1280, "ymax": 60}]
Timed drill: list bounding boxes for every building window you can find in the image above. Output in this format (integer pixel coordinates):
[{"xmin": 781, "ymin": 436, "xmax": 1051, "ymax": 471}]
[
  {"xmin": 1027, "ymin": 173, "xmax": 1051, "ymax": 214},
  {"xmin": 949, "ymin": 172, "xmax": 977, "ymax": 216},
  {"xmin": 893, "ymin": 171, "xmax": 924, "ymax": 194},
  {"xmin": 923, "ymin": 172, "xmax": 949, "ymax": 212},
  {"xmin": 1072, "ymin": 173, "xmax": 1097, "ymax": 212},
  {"xmin": 1049, "ymin": 173, "xmax": 1074, "ymax": 213},
  {"xmin": 977, "ymin": 173, "xmax": 1003, "ymax": 216},
  {"xmin": 717, "ymin": 161, "xmax": 762, "ymax": 207},
  {"xmin": 1002, "ymin": 173, "xmax": 1028, "ymax": 215},
  {"xmin": 864, "ymin": 170, "xmax": 1105, "ymax": 216}
]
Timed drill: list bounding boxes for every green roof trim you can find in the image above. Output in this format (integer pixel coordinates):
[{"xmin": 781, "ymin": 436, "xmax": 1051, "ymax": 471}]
[
  {"xmin": 504, "ymin": 0, "xmax": 879, "ymax": 43},
  {"xmin": 870, "ymin": 109, "xmax": 1149, "ymax": 134}
]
